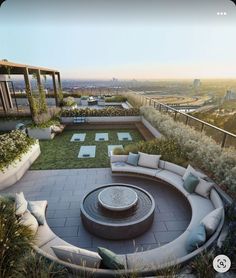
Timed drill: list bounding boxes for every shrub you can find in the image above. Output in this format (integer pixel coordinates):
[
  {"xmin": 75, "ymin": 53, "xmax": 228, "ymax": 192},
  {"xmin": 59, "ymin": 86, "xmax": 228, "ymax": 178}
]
[
  {"xmin": 0, "ymin": 130, "xmax": 36, "ymax": 172},
  {"xmin": 141, "ymin": 106, "xmax": 236, "ymax": 195},
  {"xmin": 0, "ymin": 197, "xmax": 34, "ymax": 277},
  {"xmin": 61, "ymin": 107, "xmax": 140, "ymax": 117},
  {"xmin": 113, "ymin": 147, "xmax": 126, "ymax": 155},
  {"xmin": 28, "ymin": 118, "xmax": 60, "ymax": 129},
  {"xmin": 217, "ymin": 201, "xmax": 236, "ymax": 266},
  {"xmin": 33, "ymin": 107, "xmax": 61, "ymax": 126},
  {"xmin": 0, "ymin": 196, "xmax": 67, "ymax": 277},
  {"xmin": 190, "ymin": 250, "xmax": 216, "ymax": 278},
  {"xmin": 105, "ymin": 95, "xmax": 127, "ymax": 103},
  {"xmin": 113, "ymin": 138, "xmax": 188, "ymax": 166},
  {"xmin": 62, "ymin": 96, "xmax": 76, "ymax": 107},
  {"xmin": 136, "ymin": 138, "xmax": 188, "ymax": 166},
  {"xmin": 18, "ymin": 251, "xmax": 68, "ymax": 278}
]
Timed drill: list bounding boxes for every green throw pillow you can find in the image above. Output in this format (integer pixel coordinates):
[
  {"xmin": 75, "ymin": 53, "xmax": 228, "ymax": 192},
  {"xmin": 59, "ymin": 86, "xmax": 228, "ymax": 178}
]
[
  {"xmin": 183, "ymin": 173, "xmax": 199, "ymax": 193},
  {"xmin": 97, "ymin": 247, "xmax": 125, "ymax": 270},
  {"xmin": 127, "ymin": 152, "xmax": 140, "ymax": 166},
  {"xmin": 186, "ymin": 223, "xmax": 206, "ymax": 252}
]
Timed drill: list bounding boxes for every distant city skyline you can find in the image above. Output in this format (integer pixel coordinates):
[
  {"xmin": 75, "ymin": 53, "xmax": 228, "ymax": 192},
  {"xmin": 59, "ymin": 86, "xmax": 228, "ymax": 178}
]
[{"xmin": 0, "ymin": 0, "xmax": 236, "ymax": 79}]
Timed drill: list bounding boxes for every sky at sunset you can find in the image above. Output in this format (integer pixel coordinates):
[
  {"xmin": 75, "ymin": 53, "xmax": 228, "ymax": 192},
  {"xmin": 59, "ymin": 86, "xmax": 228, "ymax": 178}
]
[{"xmin": 0, "ymin": 0, "xmax": 236, "ymax": 79}]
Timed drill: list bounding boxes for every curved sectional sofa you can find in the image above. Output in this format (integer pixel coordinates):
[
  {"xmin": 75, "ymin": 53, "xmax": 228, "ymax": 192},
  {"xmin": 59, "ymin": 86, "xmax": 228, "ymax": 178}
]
[{"xmin": 29, "ymin": 154, "xmax": 225, "ymax": 277}]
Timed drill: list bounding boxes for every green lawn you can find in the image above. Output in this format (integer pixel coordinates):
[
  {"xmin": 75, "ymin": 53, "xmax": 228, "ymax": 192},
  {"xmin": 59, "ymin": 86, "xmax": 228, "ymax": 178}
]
[{"xmin": 31, "ymin": 129, "xmax": 143, "ymax": 170}]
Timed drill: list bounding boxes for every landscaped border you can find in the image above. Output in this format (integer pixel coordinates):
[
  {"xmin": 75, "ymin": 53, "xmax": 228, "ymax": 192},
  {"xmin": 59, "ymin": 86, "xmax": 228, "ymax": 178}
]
[
  {"xmin": 140, "ymin": 106, "xmax": 236, "ymax": 198},
  {"xmin": 0, "ymin": 141, "xmax": 40, "ymax": 190}
]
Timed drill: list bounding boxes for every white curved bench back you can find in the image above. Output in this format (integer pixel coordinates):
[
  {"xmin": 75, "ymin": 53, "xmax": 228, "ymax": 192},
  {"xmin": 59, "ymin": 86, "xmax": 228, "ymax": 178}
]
[{"xmin": 210, "ymin": 189, "xmax": 224, "ymax": 209}]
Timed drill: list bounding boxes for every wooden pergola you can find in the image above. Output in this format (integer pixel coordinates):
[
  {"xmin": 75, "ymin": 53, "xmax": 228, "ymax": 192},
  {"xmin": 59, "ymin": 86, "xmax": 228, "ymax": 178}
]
[{"xmin": 0, "ymin": 60, "xmax": 62, "ymax": 115}]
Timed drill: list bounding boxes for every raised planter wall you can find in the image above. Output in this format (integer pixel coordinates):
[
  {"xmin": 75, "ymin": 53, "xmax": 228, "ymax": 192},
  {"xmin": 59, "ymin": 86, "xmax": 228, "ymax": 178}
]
[
  {"xmin": 27, "ymin": 127, "xmax": 55, "ymax": 140},
  {"xmin": 0, "ymin": 142, "xmax": 40, "ymax": 190},
  {"xmin": 0, "ymin": 120, "xmax": 30, "ymax": 131},
  {"xmin": 61, "ymin": 116, "xmax": 141, "ymax": 124},
  {"xmin": 141, "ymin": 116, "xmax": 162, "ymax": 138}
]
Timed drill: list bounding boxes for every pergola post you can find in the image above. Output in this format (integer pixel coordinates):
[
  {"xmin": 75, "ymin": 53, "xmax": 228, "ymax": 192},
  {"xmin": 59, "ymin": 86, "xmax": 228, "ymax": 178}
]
[
  {"xmin": 52, "ymin": 72, "xmax": 59, "ymax": 106},
  {"xmin": 36, "ymin": 69, "xmax": 42, "ymax": 89},
  {"xmin": 23, "ymin": 67, "xmax": 35, "ymax": 117},
  {"xmin": 57, "ymin": 72, "xmax": 62, "ymax": 91}
]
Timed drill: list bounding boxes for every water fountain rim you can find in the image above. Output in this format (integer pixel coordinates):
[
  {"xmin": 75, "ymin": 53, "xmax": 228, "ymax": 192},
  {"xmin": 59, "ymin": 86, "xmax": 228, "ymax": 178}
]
[{"xmin": 80, "ymin": 183, "xmax": 155, "ymax": 227}]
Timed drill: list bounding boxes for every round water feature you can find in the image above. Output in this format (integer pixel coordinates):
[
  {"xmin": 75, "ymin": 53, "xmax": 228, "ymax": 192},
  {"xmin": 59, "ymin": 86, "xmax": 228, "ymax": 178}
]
[{"xmin": 80, "ymin": 183, "xmax": 155, "ymax": 240}]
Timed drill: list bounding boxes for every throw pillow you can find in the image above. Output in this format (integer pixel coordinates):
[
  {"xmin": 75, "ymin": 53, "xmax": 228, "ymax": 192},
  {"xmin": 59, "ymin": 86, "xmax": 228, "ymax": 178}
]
[
  {"xmin": 127, "ymin": 152, "xmax": 140, "ymax": 166},
  {"xmin": 52, "ymin": 246, "xmax": 101, "ymax": 268},
  {"xmin": 28, "ymin": 201, "xmax": 45, "ymax": 225},
  {"xmin": 15, "ymin": 192, "xmax": 28, "ymax": 216},
  {"xmin": 98, "ymin": 247, "xmax": 125, "ymax": 270},
  {"xmin": 186, "ymin": 223, "xmax": 206, "ymax": 252},
  {"xmin": 138, "ymin": 152, "xmax": 161, "ymax": 169},
  {"xmin": 201, "ymin": 207, "xmax": 223, "ymax": 237},
  {"xmin": 195, "ymin": 178, "xmax": 214, "ymax": 198},
  {"xmin": 183, "ymin": 165, "xmax": 206, "ymax": 181},
  {"xmin": 20, "ymin": 210, "xmax": 38, "ymax": 235},
  {"xmin": 183, "ymin": 173, "xmax": 200, "ymax": 193}
]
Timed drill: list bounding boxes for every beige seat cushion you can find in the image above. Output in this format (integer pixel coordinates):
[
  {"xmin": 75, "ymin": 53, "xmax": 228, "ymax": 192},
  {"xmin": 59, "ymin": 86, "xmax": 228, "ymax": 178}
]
[
  {"xmin": 126, "ymin": 230, "xmax": 190, "ymax": 270},
  {"xmin": 187, "ymin": 194, "xmax": 214, "ymax": 231},
  {"xmin": 138, "ymin": 152, "xmax": 161, "ymax": 169},
  {"xmin": 163, "ymin": 161, "xmax": 186, "ymax": 176},
  {"xmin": 35, "ymin": 221, "xmax": 56, "ymax": 247},
  {"xmin": 15, "ymin": 192, "xmax": 28, "ymax": 215},
  {"xmin": 20, "ymin": 210, "xmax": 38, "ymax": 235},
  {"xmin": 156, "ymin": 170, "xmax": 189, "ymax": 196},
  {"xmin": 110, "ymin": 155, "xmax": 128, "ymax": 163},
  {"xmin": 111, "ymin": 163, "xmax": 157, "ymax": 177}
]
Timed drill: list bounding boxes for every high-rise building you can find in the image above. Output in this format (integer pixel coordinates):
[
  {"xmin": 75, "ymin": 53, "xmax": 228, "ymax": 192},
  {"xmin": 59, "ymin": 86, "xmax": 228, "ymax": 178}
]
[{"xmin": 193, "ymin": 79, "xmax": 201, "ymax": 89}]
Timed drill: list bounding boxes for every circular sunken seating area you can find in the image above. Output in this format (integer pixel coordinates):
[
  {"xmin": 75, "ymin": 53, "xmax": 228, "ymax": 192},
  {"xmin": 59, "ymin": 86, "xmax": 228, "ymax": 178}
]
[{"xmin": 25, "ymin": 154, "xmax": 225, "ymax": 277}]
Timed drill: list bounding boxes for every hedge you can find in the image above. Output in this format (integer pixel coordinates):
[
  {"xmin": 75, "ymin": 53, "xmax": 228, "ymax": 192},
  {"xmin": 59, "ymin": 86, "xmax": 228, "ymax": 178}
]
[
  {"xmin": 61, "ymin": 107, "xmax": 140, "ymax": 117},
  {"xmin": 0, "ymin": 130, "xmax": 36, "ymax": 172},
  {"xmin": 141, "ymin": 106, "xmax": 236, "ymax": 195}
]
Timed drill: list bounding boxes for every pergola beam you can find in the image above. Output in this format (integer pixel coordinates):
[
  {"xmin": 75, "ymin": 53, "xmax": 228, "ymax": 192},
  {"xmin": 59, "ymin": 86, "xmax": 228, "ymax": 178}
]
[
  {"xmin": 23, "ymin": 67, "xmax": 35, "ymax": 117},
  {"xmin": 0, "ymin": 60, "xmax": 62, "ymax": 114}
]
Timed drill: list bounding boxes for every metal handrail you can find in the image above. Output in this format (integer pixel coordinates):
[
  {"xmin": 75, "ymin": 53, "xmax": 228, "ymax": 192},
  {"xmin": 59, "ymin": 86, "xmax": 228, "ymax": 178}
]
[{"xmin": 126, "ymin": 91, "xmax": 236, "ymax": 148}]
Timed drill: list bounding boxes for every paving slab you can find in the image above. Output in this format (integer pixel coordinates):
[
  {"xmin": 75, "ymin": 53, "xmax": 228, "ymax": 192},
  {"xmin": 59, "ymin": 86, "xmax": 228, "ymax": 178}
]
[
  {"xmin": 1, "ymin": 168, "xmax": 191, "ymax": 254},
  {"xmin": 70, "ymin": 133, "xmax": 86, "ymax": 142}
]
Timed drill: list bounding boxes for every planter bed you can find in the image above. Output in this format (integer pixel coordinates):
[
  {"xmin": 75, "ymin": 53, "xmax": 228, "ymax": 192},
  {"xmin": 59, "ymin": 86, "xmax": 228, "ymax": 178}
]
[
  {"xmin": 61, "ymin": 116, "xmax": 141, "ymax": 124},
  {"xmin": 0, "ymin": 142, "xmax": 40, "ymax": 190},
  {"xmin": 27, "ymin": 127, "xmax": 55, "ymax": 140}
]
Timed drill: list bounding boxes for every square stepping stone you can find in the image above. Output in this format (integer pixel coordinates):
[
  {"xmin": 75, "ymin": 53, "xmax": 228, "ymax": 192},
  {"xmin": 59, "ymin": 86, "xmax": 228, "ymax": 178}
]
[
  {"xmin": 117, "ymin": 132, "xmax": 132, "ymax": 141},
  {"xmin": 108, "ymin": 145, "xmax": 123, "ymax": 157},
  {"xmin": 71, "ymin": 133, "xmax": 86, "ymax": 142},
  {"xmin": 95, "ymin": 133, "xmax": 108, "ymax": 141},
  {"xmin": 78, "ymin": 146, "xmax": 96, "ymax": 158}
]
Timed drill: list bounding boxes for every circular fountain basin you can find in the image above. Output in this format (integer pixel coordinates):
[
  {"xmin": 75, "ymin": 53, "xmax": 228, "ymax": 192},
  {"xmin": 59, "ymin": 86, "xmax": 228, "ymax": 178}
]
[
  {"xmin": 80, "ymin": 183, "xmax": 155, "ymax": 240},
  {"xmin": 98, "ymin": 186, "xmax": 138, "ymax": 211}
]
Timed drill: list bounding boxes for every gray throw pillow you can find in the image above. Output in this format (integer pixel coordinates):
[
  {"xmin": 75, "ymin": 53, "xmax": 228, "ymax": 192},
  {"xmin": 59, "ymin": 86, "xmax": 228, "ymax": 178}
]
[
  {"xmin": 186, "ymin": 223, "xmax": 206, "ymax": 252},
  {"xmin": 183, "ymin": 173, "xmax": 200, "ymax": 193},
  {"xmin": 127, "ymin": 152, "xmax": 140, "ymax": 166},
  {"xmin": 98, "ymin": 247, "xmax": 125, "ymax": 270}
]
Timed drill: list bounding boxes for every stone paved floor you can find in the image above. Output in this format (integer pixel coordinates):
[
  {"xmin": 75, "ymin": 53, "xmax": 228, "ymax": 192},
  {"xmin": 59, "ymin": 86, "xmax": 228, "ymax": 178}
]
[{"xmin": 1, "ymin": 168, "xmax": 191, "ymax": 254}]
